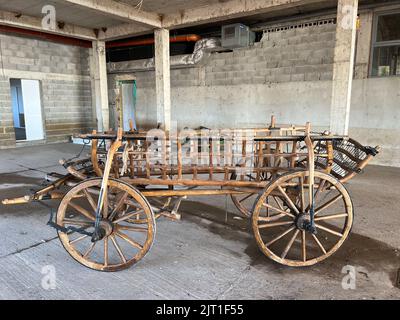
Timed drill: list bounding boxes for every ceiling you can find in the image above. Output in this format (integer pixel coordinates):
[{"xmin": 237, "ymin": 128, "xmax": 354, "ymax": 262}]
[
  {"xmin": 0, "ymin": 0, "xmax": 123, "ymax": 28},
  {"xmin": 118, "ymin": 0, "xmax": 224, "ymax": 15},
  {"xmin": 0, "ymin": 0, "xmax": 399, "ymax": 39},
  {"xmin": 0, "ymin": 0, "xmax": 341, "ymax": 31}
]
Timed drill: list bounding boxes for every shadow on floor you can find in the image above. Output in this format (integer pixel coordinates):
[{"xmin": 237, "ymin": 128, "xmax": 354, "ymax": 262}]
[{"xmin": 181, "ymin": 200, "xmax": 400, "ymax": 288}]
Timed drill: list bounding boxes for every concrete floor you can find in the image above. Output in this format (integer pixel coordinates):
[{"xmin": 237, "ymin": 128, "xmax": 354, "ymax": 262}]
[{"xmin": 0, "ymin": 143, "xmax": 399, "ymax": 300}]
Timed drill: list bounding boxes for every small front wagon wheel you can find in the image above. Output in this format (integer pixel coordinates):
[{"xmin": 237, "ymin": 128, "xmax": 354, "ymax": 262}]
[
  {"xmin": 252, "ymin": 170, "xmax": 353, "ymax": 267},
  {"xmin": 56, "ymin": 178, "xmax": 155, "ymax": 272}
]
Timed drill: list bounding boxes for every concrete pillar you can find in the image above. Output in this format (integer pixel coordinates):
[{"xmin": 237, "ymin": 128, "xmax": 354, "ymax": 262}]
[
  {"xmin": 329, "ymin": 0, "xmax": 359, "ymax": 135},
  {"xmin": 154, "ymin": 28, "xmax": 171, "ymax": 132},
  {"xmin": 91, "ymin": 40, "xmax": 109, "ymax": 131},
  {"xmin": 355, "ymin": 11, "xmax": 373, "ymax": 79}
]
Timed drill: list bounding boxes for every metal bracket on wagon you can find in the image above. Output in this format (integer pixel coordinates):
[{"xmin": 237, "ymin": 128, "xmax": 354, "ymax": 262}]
[{"xmin": 47, "ymin": 209, "xmax": 94, "ymax": 237}]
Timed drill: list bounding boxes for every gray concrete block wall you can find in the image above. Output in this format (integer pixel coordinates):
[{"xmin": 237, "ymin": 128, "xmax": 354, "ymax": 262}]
[
  {"xmin": 0, "ymin": 34, "xmax": 90, "ymax": 76},
  {"xmin": 130, "ymin": 23, "xmax": 336, "ymax": 90},
  {"xmin": 0, "ymin": 78, "xmax": 15, "ymax": 148},
  {"xmin": 0, "ymin": 34, "xmax": 93, "ymax": 148},
  {"xmin": 205, "ymin": 23, "xmax": 335, "ymax": 86},
  {"xmin": 131, "ymin": 22, "xmax": 338, "ymax": 131},
  {"xmin": 41, "ymin": 80, "xmax": 93, "ymax": 143},
  {"xmin": 116, "ymin": 23, "xmax": 336, "ymax": 92},
  {"xmin": 133, "ymin": 68, "xmax": 203, "ymax": 89}
]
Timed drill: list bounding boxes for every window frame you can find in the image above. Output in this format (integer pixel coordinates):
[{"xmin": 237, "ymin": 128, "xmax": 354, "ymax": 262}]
[{"xmin": 370, "ymin": 9, "xmax": 400, "ymax": 77}]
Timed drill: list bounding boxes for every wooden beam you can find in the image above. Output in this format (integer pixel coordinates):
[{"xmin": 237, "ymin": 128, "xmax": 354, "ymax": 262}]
[
  {"xmin": 162, "ymin": 0, "xmax": 326, "ymax": 28},
  {"xmin": 61, "ymin": 0, "xmax": 162, "ymax": 28},
  {"xmin": 0, "ymin": 10, "xmax": 96, "ymax": 40}
]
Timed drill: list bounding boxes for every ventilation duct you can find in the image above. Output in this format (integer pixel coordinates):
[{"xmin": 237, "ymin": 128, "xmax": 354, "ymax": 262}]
[{"xmin": 107, "ymin": 38, "xmax": 222, "ymax": 73}]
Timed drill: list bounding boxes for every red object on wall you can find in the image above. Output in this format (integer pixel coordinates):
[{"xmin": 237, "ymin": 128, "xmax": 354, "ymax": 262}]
[
  {"xmin": 106, "ymin": 34, "xmax": 202, "ymax": 48},
  {"xmin": 0, "ymin": 25, "xmax": 92, "ymax": 48}
]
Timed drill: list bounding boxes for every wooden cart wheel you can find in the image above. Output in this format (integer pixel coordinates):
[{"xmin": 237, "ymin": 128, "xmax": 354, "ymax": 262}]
[
  {"xmin": 56, "ymin": 178, "xmax": 155, "ymax": 272},
  {"xmin": 229, "ymin": 171, "xmax": 271, "ymax": 218},
  {"xmin": 252, "ymin": 170, "xmax": 353, "ymax": 267}
]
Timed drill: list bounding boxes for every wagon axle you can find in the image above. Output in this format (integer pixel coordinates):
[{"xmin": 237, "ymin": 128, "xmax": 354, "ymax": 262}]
[
  {"xmin": 295, "ymin": 213, "xmax": 317, "ymax": 235},
  {"xmin": 92, "ymin": 220, "xmax": 113, "ymax": 242}
]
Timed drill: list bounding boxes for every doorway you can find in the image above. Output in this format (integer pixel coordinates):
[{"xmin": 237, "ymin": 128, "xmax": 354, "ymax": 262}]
[
  {"xmin": 121, "ymin": 81, "xmax": 137, "ymax": 131},
  {"xmin": 10, "ymin": 79, "xmax": 44, "ymax": 141}
]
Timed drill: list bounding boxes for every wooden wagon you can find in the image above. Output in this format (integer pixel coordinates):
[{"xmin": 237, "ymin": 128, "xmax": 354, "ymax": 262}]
[{"xmin": 2, "ymin": 118, "xmax": 379, "ymax": 271}]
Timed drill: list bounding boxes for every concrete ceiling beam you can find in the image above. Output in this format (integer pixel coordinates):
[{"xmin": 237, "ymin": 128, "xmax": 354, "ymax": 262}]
[
  {"xmin": 60, "ymin": 0, "xmax": 162, "ymax": 28},
  {"xmin": 0, "ymin": 9, "xmax": 96, "ymax": 40},
  {"xmin": 162, "ymin": 0, "xmax": 326, "ymax": 29},
  {"xmin": 98, "ymin": 23, "xmax": 152, "ymax": 41}
]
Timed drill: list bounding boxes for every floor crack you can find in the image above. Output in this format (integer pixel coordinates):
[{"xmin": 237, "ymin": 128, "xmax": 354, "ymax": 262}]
[{"xmin": 0, "ymin": 235, "xmax": 59, "ymax": 260}]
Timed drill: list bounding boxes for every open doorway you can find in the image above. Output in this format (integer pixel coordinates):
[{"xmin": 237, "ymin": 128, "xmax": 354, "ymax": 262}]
[
  {"xmin": 121, "ymin": 80, "xmax": 137, "ymax": 131},
  {"xmin": 10, "ymin": 79, "xmax": 44, "ymax": 141}
]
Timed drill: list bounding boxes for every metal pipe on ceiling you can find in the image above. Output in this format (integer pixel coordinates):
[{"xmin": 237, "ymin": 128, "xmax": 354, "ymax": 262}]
[
  {"xmin": 106, "ymin": 34, "xmax": 202, "ymax": 48},
  {"xmin": 0, "ymin": 25, "xmax": 93, "ymax": 48}
]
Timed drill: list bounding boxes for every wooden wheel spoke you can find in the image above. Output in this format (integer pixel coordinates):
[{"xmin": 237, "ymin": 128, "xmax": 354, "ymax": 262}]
[
  {"xmin": 314, "ymin": 213, "xmax": 348, "ymax": 221},
  {"xmin": 301, "ymin": 231, "xmax": 306, "ymax": 262},
  {"xmin": 258, "ymin": 221, "xmax": 294, "ymax": 228},
  {"xmin": 108, "ymin": 191, "xmax": 129, "ymax": 220},
  {"xmin": 312, "ymin": 234, "xmax": 327, "ymax": 254},
  {"xmin": 69, "ymin": 202, "xmax": 95, "ymax": 221},
  {"xmin": 83, "ymin": 189, "xmax": 97, "ymax": 212},
  {"xmin": 124, "ymin": 199, "xmax": 142, "ymax": 209},
  {"xmin": 113, "ymin": 209, "xmax": 145, "ymax": 223},
  {"xmin": 281, "ymin": 229, "xmax": 299, "ymax": 259},
  {"xmin": 239, "ymin": 193, "xmax": 253, "ymax": 203},
  {"xmin": 70, "ymin": 234, "xmax": 88, "ymax": 245},
  {"xmin": 260, "ymin": 212, "xmax": 290, "ymax": 222},
  {"xmin": 110, "ymin": 235, "xmax": 127, "ymax": 263},
  {"xmin": 104, "ymin": 237, "xmax": 109, "ymax": 267},
  {"xmin": 63, "ymin": 218, "xmax": 94, "ymax": 227},
  {"xmin": 314, "ymin": 179, "xmax": 327, "ymax": 201},
  {"xmin": 262, "ymin": 203, "xmax": 295, "ymax": 219},
  {"xmin": 315, "ymin": 223, "xmax": 343, "ymax": 237},
  {"xmin": 272, "ymin": 196, "xmax": 284, "ymax": 211},
  {"xmin": 277, "ymin": 186, "xmax": 300, "ymax": 214},
  {"xmin": 116, "ymin": 231, "xmax": 143, "ymax": 250},
  {"xmin": 83, "ymin": 242, "xmax": 96, "ymax": 259},
  {"xmin": 314, "ymin": 194, "xmax": 343, "ymax": 216},
  {"xmin": 117, "ymin": 225, "xmax": 148, "ymax": 233},
  {"xmin": 265, "ymin": 226, "xmax": 295, "ymax": 247},
  {"xmin": 305, "ymin": 179, "xmax": 328, "ymax": 212}
]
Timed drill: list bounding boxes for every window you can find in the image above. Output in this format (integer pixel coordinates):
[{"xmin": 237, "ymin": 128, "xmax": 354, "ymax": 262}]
[{"xmin": 371, "ymin": 11, "xmax": 400, "ymax": 77}]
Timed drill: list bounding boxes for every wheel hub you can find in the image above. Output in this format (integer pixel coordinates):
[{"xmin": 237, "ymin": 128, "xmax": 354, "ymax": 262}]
[
  {"xmin": 92, "ymin": 219, "xmax": 113, "ymax": 242},
  {"xmin": 295, "ymin": 213, "xmax": 317, "ymax": 234},
  {"xmin": 99, "ymin": 219, "xmax": 113, "ymax": 237}
]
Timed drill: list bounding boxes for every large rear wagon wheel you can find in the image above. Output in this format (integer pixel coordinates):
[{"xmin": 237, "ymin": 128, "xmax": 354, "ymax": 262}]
[
  {"xmin": 229, "ymin": 172, "xmax": 270, "ymax": 218},
  {"xmin": 252, "ymin": 170, "xmax": 353, "ymax": 267},
  {"xmin": 56, "ymin": 178, "xmax": 155, "ymax": 272}
]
